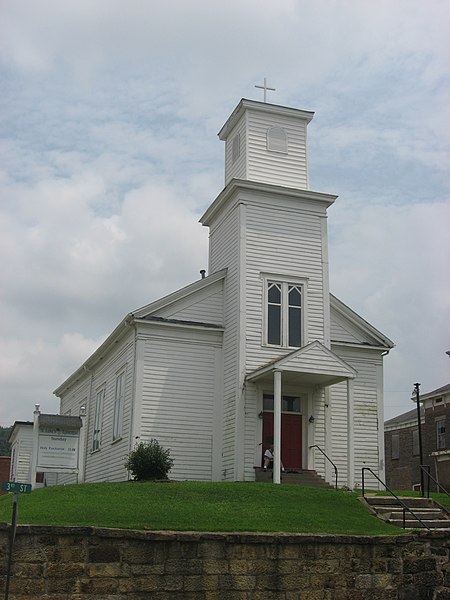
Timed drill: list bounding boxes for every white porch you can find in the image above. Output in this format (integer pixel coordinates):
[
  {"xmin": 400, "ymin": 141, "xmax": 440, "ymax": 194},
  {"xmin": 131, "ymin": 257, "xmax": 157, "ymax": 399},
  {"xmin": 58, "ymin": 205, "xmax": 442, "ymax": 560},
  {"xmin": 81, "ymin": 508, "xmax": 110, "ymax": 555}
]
[{"xmin": 247, "ymin": 341, "xmax": 357, "ymax": 486}]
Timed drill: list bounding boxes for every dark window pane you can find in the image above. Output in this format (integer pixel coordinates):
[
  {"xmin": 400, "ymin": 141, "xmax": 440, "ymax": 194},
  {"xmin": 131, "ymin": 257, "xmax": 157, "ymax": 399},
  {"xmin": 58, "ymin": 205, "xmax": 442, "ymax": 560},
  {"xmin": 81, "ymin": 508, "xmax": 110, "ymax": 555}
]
[
  {"xmin": 268, "ymin": 283, "xmax": 281, "ymax": 304},
  {"xmin": 288, "ymin": 306, "xmax": 301, "ymax": 347},
  {"xmin": 268, "ymin": 305, "xmax": 281, "ymax": 344},
  {"xmin": 288, "ymin": 286, "xmax": 301, "ymax": 307},
  {"xmin": 282, "ymin": 396, "xmax": 301, "ymax": 412},
  {"xmin": 263, "ymin": 395, "xmax": 274, "ymax": 411}
]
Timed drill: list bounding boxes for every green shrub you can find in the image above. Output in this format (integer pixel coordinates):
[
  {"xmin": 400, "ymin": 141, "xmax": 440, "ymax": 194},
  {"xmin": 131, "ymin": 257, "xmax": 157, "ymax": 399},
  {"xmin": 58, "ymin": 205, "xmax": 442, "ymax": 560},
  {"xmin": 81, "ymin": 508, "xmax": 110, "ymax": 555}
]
[{"xmin": 125, "ymin": 439, "xmax": 174, "ymax": 481}]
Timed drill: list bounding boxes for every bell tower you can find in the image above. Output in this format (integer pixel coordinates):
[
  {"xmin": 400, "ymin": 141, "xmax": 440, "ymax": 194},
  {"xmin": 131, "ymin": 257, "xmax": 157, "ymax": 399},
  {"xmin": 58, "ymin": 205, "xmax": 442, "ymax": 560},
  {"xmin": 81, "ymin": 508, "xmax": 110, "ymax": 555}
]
[{"xmin": 218, "ymin": 99, "xmax": 314, "ymax": 190}]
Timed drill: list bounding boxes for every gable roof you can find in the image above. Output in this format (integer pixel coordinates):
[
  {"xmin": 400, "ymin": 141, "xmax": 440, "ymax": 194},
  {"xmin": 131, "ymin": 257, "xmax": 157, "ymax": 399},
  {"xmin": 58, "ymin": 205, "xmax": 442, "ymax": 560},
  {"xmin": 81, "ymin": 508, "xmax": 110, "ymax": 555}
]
[
  {"xmin": 132, "ymin": 269, "xmax": 227, "ymax": 318},
  {"xmin": 419, "ymin": 383, "xmax": 450, "ymax": 402},
  {"xmin": 330, "ymin": 294, "xmax": 394, "ymax": 349},
  {"xmin": 385, "ymin": 407, "xmax": 422, "ymax": 430},
  {"xmin": 54, "ymin": 269, "xmax": 227, "ymax": 397},
  {"xmin": 247, "ymin": 340, "xmax": 357, "ymax": 387}
]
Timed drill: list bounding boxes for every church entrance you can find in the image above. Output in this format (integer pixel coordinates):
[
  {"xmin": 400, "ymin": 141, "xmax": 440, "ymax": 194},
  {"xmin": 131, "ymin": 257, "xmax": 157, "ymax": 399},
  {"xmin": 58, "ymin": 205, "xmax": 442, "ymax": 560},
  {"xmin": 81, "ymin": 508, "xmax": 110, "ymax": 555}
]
[{"xmin": 262, "ymin": 394, "xmax": 303, "ymax": 470}]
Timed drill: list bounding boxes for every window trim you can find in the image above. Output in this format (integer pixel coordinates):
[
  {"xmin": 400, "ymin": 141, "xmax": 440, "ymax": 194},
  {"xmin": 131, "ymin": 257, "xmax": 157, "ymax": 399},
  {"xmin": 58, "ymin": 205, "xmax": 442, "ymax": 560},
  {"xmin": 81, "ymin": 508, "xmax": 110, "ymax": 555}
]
[
  {"xmin": 391, "ymin": 433, "xmax": 400, "ymax": 460},
  {"xmin": 262, "ymin": 274, "xmax": 307, "ymax": 348},
  {"xmin": 412, "ymin": 429, "xmax": 419, "ymax": 457},
  {"xmin": 112, "ymin": 369, "xmax": 126, "ymax": 442},
  {"xmin": 436, "ymin": 417, "xmax": 446, "ymax": 450},
  {"xmin": 92, "ymin": 386, "xmax": 105, "ymax": 452}
]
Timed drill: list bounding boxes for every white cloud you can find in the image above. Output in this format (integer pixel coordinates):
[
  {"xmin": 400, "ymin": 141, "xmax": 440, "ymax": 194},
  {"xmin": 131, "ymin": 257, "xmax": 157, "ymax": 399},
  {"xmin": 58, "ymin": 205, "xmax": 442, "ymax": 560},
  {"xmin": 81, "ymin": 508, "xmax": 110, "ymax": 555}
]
[
  {"xmin": 0, "ymin": 0, "xmax": 449, "ymax": 427},
  {"xmin": 329, "ymin": 198, "xmax": 450, "ymax": 419},
  {"xmin": 0, "ymin": 333, "xmax": 103, "ymax": 424}
]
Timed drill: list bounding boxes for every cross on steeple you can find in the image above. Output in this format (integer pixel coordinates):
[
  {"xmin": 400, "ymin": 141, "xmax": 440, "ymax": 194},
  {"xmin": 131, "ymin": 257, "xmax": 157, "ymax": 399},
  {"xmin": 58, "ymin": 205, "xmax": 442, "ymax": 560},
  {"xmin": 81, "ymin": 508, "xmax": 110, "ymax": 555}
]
[{"xmin": 255, "ymin": 78, "xmax": 276, "ymax": 103}]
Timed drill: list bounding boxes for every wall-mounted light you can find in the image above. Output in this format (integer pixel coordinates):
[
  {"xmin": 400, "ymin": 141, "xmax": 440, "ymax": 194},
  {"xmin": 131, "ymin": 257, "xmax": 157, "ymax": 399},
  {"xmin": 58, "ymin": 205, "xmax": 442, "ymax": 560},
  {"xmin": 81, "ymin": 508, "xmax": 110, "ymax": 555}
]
[
  {"xmin": 258, "ymin": 411, "xmax": 264, "ymax": 420},
  {"xmin": 309, "ymin": 415, "xmax": 315, "ymax": 424}
]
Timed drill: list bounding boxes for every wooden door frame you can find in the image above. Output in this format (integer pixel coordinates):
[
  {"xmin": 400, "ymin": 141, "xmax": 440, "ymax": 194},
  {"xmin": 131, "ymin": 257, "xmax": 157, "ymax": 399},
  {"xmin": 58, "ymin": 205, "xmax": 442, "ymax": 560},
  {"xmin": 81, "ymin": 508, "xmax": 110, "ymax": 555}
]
[{"xmin": 258, "ymin": 390, "xmax": 311, "ymax": 470}]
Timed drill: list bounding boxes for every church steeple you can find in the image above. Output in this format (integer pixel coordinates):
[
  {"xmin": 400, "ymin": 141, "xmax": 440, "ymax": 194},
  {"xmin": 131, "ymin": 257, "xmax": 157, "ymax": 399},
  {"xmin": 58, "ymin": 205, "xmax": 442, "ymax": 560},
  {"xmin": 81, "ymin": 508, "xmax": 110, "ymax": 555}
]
[{"xmin": 218, "ymin": 99, "xmax": 314, "ymax": 190}]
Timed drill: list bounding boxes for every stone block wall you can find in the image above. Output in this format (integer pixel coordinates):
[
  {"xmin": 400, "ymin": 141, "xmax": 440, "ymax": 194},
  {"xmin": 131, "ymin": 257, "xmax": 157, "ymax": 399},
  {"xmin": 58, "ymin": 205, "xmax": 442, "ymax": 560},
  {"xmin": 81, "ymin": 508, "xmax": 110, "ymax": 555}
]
[{"xmin": 0, "ymin": 525, "xmax": 449, "ymax": 599}]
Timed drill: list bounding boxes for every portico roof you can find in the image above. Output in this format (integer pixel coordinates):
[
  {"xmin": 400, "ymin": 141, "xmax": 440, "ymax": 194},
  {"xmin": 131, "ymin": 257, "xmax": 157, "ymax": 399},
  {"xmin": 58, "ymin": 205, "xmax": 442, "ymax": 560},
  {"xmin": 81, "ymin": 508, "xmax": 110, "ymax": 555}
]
[{"xmin": 246, "ymin": 340, "xmax": 357, "ymax": 387}]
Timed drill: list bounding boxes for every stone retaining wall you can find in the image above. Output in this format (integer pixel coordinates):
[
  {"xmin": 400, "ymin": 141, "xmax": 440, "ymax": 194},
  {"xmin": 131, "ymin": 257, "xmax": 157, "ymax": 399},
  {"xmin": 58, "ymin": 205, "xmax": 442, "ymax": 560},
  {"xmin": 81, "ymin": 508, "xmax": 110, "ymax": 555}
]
[{"xmin": 0, "ymin": 524, "xmax": 449, "ymax": 599}]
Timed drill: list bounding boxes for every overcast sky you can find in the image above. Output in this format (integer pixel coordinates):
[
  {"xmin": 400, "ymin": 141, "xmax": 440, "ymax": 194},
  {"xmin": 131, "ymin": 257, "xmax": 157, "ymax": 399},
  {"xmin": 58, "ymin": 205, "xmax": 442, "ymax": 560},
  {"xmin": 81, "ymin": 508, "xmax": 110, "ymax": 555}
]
[{"xmin": 0, "ymin": 0, "xmax": 449, "ymax": 426}]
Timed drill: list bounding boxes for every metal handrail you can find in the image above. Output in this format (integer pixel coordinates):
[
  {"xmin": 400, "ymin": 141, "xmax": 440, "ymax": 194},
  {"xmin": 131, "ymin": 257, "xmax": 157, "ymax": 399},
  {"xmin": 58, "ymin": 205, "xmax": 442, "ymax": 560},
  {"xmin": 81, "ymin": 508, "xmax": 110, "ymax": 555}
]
[
  {"xmin": 420, "ymin": 464, "xmax": 450, "ymax": 500},
  {"xmin": 361, "ymin": 467, "xmax": 431, "ymax": 530},
  {"xmin": 309, "ymin": 445, "xmax": 338, "ymax": 489}
]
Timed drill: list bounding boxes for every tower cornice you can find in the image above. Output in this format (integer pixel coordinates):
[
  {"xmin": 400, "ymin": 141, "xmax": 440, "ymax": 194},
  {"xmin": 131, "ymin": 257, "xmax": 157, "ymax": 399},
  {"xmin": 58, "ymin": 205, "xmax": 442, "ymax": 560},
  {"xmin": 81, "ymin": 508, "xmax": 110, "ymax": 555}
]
[
  {"xmin": 200, "ymin": 179, "xmax": 337, "ymax": 227},
  {"xmin": 218, "ymin": 98, "xmax": 314, "ymax": 141}
]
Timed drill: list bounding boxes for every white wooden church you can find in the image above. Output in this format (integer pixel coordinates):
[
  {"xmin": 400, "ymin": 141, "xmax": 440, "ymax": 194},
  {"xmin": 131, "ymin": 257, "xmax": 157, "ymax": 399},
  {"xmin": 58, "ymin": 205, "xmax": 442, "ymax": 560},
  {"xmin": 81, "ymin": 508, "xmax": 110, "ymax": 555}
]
[{"xmin": 54, "ymin": 97, "xmax": 394, "ymax": 488}]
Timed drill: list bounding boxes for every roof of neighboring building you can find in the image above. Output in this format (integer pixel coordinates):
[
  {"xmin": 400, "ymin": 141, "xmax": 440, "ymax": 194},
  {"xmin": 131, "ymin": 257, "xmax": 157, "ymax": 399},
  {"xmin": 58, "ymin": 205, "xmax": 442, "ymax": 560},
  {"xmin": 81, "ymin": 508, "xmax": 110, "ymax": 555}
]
[
  {"xmin": 385, "ymin": 407, "xmax": 423, "ymax": 431},
  {"xmin": 419, "ymin": 383, "xmax": 450, "ymax": 402},
  {"xmin": 8, "ymin": 421, "xmax": 32, "ymax": 443}
]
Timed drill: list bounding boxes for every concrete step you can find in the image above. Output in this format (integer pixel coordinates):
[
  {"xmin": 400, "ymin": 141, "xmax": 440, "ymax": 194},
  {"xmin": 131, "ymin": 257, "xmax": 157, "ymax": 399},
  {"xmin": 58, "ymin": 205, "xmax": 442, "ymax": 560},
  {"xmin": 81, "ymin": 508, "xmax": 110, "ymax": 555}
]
[
  {"xmin": 254, "ymin": 468, "xmax": 334, "ymax": 489},
  {"xmin": 365, "ymin": 496, "xmax": 434, "ymax": 508},
  {"xmin": 363, "ymin": 495, "xmax": 450, "ymax": 530},
  {"xmin": 375, "ymin": 507, "xmax": 446, "ymax": 520},
  {"xmin": 389, "ymin": 519, "xmax": 450, "ymax": 529}
]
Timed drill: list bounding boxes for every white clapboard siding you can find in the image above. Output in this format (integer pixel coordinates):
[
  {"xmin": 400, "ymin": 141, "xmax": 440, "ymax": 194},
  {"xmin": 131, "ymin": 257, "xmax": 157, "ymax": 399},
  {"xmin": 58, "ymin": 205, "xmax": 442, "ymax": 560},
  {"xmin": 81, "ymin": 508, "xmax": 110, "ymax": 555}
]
[
  {"xmin": 243, "ymin": 382, "xmax": 259, "ymax": 480},
  {"xmin": 328, "ymin": 380, "xmax": 349, "ymax": 485},
  {"xmin": 78, "ymin": 333, "xmax": 135, "ymax": 484},
  {"xmin": 245, "ymin": 111, "xmax": 309, "ymax": 189},
  {"xmin": 330, "ymin": 308, "xmax": 377, "ymax": 345},
  {"xmin": 311, "ymin": 388, "xmax": 327, "ymax": 477},
  {"xmin": 244, "ymin": 199, "xmax": 326, "ymax": 371},
  {"xmin": 224, "ymin": 115, "xmax": 247, "ymax": 186},
  {"xmin": 58, "ymin": 378, "xmax": 91, "ymax": 485},
  {"xmin": 208, "ymin": 203, "xmax": 241, "ymax": 479},
  {"xmin": 10, "ymin": 426, "xmax": 33, "ymax": 483},
  {"xmin": 140, "ymin": 332, "xmax": 221, "ymax": 481},
  {"xmin": 331, "ymin": 345, "xmax": 384, "ymax": 488},
  {"xmin": 154, "ymin": 283, "xmax": 224, "ymax": 325}
]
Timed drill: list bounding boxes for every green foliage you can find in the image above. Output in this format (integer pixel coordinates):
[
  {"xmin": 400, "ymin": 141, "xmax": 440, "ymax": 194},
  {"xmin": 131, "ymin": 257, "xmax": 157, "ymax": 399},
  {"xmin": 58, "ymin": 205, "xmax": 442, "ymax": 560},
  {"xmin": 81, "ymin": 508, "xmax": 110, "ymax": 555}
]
[
  {"xmin": 124, "ymin": 439, "xmax": 174, "ymax": 481},
  {"xmin": 0, "ymin": 426, "xmax": 12, "ymax": 456}
]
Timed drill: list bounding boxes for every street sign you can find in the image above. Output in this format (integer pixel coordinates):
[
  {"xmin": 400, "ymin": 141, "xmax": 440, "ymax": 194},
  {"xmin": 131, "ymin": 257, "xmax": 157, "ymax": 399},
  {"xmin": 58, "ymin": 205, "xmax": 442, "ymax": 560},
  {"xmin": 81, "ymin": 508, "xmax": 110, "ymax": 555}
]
[{"xmin": 1, "ymin": 481, "xmax": 32, "ymax": 494}]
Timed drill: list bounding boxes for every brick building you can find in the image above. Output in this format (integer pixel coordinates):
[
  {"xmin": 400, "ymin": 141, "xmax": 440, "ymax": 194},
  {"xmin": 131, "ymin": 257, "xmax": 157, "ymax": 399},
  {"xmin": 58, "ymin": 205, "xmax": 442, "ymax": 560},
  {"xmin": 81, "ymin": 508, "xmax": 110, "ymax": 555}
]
[
  {"xmin": 385, "ymin": 383, "xmax": 450, "ymax": 491},
  {"xmin": 0, "ymin": 456, "xmax": 11, "ymax": 495}
]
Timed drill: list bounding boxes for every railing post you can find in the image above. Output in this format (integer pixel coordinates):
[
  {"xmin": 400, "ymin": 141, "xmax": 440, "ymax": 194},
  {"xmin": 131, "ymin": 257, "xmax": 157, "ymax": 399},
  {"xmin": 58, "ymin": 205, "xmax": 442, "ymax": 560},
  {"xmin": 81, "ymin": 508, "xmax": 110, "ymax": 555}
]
[
  {"xmin": 362, "ymin": 468, "xmax": 365, "ymax": 497},
  {"xmin": 360, "ymin": 466, "xmax": 431, "ymax": 531},
  {"xmin": 418, "ymin": 463, "xmax": 450, "ymax": 499}
]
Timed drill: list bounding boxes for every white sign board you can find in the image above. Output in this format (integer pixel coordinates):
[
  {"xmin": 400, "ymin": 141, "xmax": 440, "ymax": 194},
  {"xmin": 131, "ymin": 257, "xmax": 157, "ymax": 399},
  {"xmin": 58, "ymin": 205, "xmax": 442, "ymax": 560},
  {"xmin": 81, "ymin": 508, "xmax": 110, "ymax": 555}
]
[{"xmin": 37, "ymin": 427, "xmax": 80, "ymax": 470}]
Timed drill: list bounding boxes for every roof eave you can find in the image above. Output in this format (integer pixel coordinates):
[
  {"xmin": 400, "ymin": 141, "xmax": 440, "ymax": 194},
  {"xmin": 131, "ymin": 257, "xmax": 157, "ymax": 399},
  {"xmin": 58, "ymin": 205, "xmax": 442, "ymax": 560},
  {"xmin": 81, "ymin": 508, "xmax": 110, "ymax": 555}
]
[
  {"xmin": 330, "ymin": 294, "xmax": 395, "ymax": 349},
  {"xmin": 218, "ymin": 98, "xmax": 314, "ymax": 141},
  {"xmin": 200, "ymin": 179, "xmax": 337, "ymax": 227}
]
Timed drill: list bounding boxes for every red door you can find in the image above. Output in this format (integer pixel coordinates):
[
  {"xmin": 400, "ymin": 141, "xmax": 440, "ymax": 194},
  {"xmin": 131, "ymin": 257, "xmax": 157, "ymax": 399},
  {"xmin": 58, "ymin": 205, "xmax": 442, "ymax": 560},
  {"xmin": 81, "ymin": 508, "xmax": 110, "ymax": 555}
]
[{"xmin": 262, "ymin": 412, "xmax": 302, "ymax": 470}]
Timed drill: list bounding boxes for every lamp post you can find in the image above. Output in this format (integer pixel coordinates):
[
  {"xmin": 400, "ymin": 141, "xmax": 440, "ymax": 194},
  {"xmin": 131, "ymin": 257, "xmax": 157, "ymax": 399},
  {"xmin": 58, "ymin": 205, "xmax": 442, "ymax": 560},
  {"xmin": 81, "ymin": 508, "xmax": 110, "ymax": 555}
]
[{"xmin": 413, "ymin": 382, "xmax": 424, "ymax": 496}]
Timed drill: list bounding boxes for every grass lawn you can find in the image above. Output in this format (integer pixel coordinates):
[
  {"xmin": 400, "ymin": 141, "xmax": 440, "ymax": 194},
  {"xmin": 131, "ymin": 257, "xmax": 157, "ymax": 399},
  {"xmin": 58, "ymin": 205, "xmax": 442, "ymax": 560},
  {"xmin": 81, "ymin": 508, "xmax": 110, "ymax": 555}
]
[{"xmin": 0, "ymin": 481, "xmax": 407, "ymax": 535}]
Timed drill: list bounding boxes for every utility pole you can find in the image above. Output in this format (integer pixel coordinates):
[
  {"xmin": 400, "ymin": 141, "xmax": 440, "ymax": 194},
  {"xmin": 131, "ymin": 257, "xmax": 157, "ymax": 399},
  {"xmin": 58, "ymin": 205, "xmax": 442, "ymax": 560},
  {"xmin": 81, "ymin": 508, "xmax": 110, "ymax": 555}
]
[{"xmin": 414, "ymin": 382, "xmax": 424, "ymax": 496}]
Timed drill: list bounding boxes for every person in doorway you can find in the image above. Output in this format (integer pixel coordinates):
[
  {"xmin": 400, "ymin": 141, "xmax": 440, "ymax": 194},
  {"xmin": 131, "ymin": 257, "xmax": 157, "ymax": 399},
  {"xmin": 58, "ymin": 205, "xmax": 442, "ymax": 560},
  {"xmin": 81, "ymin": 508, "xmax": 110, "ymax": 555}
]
[{"xmin": 263, "ymin": 445, "xmax": 285, "ymax": 471}]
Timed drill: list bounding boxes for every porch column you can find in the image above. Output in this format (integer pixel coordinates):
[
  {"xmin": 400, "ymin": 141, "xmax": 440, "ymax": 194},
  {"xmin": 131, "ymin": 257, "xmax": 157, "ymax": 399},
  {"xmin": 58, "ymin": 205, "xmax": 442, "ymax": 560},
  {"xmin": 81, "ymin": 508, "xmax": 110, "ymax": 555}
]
[
  {"xmin": 347, "ymin": 379, "xmax": 355, "ymax": 489},
  {"xmin": 273, "ymin": 369, "xmax": 282, "ymax": 484},
  {"xmin": 30, "ymin": 404, "xmax": 40, "ymax": 489}
]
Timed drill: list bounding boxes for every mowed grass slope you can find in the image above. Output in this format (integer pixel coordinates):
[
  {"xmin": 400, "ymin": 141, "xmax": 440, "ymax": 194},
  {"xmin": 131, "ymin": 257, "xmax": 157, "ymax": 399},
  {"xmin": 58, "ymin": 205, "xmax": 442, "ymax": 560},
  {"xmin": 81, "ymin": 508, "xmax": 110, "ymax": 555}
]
[{"xmin": 0, "ymin": 481, "xmax": 405, "ymax": 535}]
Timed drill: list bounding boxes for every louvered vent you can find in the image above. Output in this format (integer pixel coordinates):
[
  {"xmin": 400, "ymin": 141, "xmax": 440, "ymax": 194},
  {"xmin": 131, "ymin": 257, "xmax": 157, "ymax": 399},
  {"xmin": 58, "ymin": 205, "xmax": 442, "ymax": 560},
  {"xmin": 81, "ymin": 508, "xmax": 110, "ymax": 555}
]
[{"xmin": 267, "ymin": 126, "xmax": 288, "ymax": 153}]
